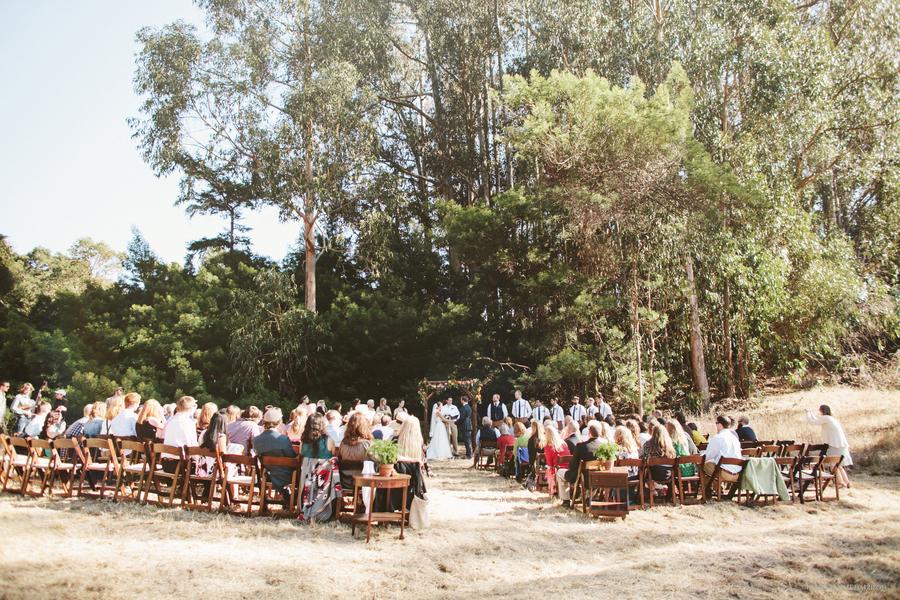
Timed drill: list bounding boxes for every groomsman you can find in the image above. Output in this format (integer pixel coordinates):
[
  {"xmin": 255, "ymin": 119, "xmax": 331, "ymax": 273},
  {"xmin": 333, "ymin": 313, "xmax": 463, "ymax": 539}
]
[
  {"xmin": 511, "ymin": 390, "xmax": 532, "ymax": 423},
  {"xmin": 569, "ymin": 396, "xmax": 586, "ymax": 423},
  {"xmin": 585, "ymin": 397, "xmax": 599, "ymax": 418},
  {"xmin": 549, "ymin": 398, "xmax": 564, "ymax": 428},
  {"xmin": 487, "ymin": 394, "xmax": 508, "ymax": 427},
  {"xmin": 597, "ymin": 393, "xmax": 613, "ymax": 420},
  {"xmin": 532, "ymin": 399, "xmax": 550, "ymax": 423},
  {"xmin": 458, "ymin": 396, "xmax": 473, "ymax": 459}
]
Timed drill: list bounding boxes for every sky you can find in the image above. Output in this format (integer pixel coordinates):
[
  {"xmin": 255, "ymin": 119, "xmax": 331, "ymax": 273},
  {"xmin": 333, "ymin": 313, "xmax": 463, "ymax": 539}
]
[{"xmin": 0, "ymin": 1, "xmax": 299, "ymax": 264}]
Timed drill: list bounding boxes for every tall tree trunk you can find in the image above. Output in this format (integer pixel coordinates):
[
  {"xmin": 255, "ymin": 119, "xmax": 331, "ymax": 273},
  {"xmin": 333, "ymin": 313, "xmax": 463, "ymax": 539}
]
[
  {"xmin": 631, "ymin": 261, "xmax": 644, "ymax": 414},
  {"xmin": 723, "ymin": 279, "xmax": 735, "ymax": 397},
  {"xmin": 685, "ymin": 256, "xmax": 710, "ymax": 409}
]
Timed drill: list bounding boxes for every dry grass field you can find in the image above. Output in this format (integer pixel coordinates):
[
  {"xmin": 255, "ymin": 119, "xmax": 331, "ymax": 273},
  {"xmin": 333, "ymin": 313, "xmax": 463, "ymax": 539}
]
[{"xmin": 0, "ymin": 385, "xmax": 898, "ymax": 600}]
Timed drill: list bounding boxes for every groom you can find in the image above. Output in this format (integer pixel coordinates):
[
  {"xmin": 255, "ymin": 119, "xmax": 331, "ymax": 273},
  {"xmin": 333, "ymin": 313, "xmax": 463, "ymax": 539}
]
[{"xmin": 441, "ymin": 397, "xmax": 460, "ymax": 457}]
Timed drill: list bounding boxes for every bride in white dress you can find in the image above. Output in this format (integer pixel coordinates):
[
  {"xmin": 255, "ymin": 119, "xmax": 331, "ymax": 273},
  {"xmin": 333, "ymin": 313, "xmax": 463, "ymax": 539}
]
[{"xmin": 426, "ymin": 402, "xmax": 453, "ymax": 461}]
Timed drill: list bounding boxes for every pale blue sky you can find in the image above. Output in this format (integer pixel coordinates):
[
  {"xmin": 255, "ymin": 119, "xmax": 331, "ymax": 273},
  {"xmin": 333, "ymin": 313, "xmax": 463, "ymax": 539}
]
[{"xmin": 0, "ymin": 1, "xmax": 299, "ymax": 264}]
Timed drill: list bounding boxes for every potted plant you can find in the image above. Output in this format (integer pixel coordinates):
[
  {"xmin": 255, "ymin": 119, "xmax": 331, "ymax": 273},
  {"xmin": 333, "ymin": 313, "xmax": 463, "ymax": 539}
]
[
  {"xmin": 593, "ymin": 441, "xmax": 620, "ymax": 470},
  {"xmin": 369, "ymin": 440, "xmax": 400, "ymax": 476}
]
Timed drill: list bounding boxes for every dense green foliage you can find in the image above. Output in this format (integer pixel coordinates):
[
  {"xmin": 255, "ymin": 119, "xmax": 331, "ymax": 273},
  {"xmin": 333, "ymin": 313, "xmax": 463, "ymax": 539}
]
[{"xmin": 1, "ymin": 0, "xmax": 897, "ymax": 416}]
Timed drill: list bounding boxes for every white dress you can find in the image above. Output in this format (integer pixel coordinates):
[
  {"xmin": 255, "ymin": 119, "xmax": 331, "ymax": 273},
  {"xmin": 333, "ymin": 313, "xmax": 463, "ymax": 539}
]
[{"xmin": 426, "ymin": 406, "xmax": 453, "ymax": 461}]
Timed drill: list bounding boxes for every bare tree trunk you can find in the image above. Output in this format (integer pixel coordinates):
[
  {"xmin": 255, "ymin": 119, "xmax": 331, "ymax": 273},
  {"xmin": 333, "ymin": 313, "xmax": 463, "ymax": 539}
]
[
  {"xmin": 685, "ymin": 256, "xmax": 710, "ymax": 409},
  {"xmin": 303, "ymin": 207, "xmax": 316, "ymax": 313},
  {"xmin": 723, "ymin": 279, "xmax": 735, "ymax": 397},
  {"xmin": 631, "ymin": 262, "xmax": 644, "ymax": 414}
]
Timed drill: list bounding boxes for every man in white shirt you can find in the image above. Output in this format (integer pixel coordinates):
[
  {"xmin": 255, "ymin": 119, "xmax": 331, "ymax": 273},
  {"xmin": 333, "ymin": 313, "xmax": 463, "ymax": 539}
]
[
  {"xmin": 569, "ymin": 396, "xmax": 586, "ymax": 423},
  {"xmin": 23, "ymin": 402, "xmax": 51, "ymax": 437},
  {"xmin": 487, "ymin": 394, "xmax": 508, "ymax": 427},
  {"xmin": 597, "ymin": 394, "xmax": 613, "ymax": 420},
  {"xmin": 0, "ymin": 380, "xmax": 9, "ymax": 428},
  {"xmin": 108, "ymin": 392, "xmax": 141, "ymax": 437},
  {"xmin": 441, "ymin": 397, "xmax": 461, "ymax": 457},
  {"xmin": 702, "ymin": 415, "xmax": 742, "ymax": 480},
  {"xmin": 511, "ymin": 390, "xmax": 532, "ymax": 423},
  {"xmin": 325, "ymin": 410, "xmax": 345, "ymax": 448},
  {"xmin": 585, "ymin": 397, "xmax": 599, "ymax": 418},
  {"xmin": 532, "ymin": 399, "xmax": 550, "ymax": 424},
  {"xmin": 162, "ymin": 396, "xmax": 198, "ymax": 464},
  {"xmin": 373, "ymin": 415, "xmax": 395, "ymax": 440},
  {"xmin": 549, "ymin": 398, "xmax": 564, "ymax": 428}
]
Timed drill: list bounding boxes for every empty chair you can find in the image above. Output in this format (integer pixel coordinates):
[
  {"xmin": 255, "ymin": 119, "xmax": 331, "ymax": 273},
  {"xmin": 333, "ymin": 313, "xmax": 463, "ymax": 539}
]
[
  {"xmin": 220, "ymin": 453, "xmax": 258, "ymax": 516},
  {"xmin": 2, "ymin": 436, "xmax": 31, "ymax": 494},
  {"xmin": 586, "ymin": 471, "xmax": 630, "ymax": 519},
  {"xmin": 114, "ymin": 440, "xmax": 152, "ymax": 502},
  {"xmin": 47, "ymin": 438, "xmax": 83, "ymax": 497},
  {"xmin": 742, "ymin": 447, "xmax": 762, "ymax": 457},
  {"xmin": 22, "ymin": 439, "xmax": 53, "ymax": 497},
  {"xmin": 760, "ymin": 444, "xmax": 781, "ymax": 457}
]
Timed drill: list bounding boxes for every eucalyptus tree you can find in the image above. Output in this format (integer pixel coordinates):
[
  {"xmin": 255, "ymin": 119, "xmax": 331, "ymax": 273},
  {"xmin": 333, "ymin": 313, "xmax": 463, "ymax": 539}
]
[{"xmin": 132, "ymin": 0, "xmax": 391, "ymax": 312}]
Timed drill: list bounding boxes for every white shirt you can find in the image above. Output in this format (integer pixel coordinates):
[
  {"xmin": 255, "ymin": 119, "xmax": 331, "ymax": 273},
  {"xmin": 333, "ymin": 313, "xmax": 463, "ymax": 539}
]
[
  {"xmin": 586, "ymin": 404, "xmax": 599, "ymax": 417},
  {"xmin": 374, "ymin": 425, "xmax": 394, "ymax": 440},
  {"xmin": 11, "ymin": 394, "xmax": 34, "ymax": 417},
  {"xmin": 549, "ymin": 404, "xmax": 564, "ymax": 423},
  {"xmin": 511, "ymin": 399, "xmax": 532, "ymax": 419},
  {"xmin": 598, "ymin": 401, "xmax": 613, "ymax": 419},
  {"xmin": 532, "ymin": 405, "xmax": 550, "ymax": 422},
  {"xmin": 162, "ymin": 412, "xmax": 198, "ymax": 456},
  {"xmin": 569, "ymin": 404, "xmax": 586, "ymax": 422},
  {"xmin": 805, "ymin": 411, "xmax": 849, "ymax": 449},
  {"xmin": 24, "ymin": 414, "xmax": 46, "ymax": 437},
  {"xmin": 440, "ymin": 404, "xmax": 460, "ymax": 423},
  {"xmin": 108, "ymin": 409, "xmax": 138, "ymax": 437},
  {"xmin": 326, "ymin": 422, "xmax": 345, "ymax": 447},
  {"xmin": 703, "ymin": 428, "xmax": 743, "ymax": 473}
]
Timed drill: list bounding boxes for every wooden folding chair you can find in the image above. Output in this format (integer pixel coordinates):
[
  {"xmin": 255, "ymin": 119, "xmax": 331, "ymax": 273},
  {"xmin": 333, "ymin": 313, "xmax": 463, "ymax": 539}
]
[
  {"xmin": 615, "ymin": 458, "xmax": 645, "ymax": 509},
  {"xmin": 114, "ymin": 440, "xmax": 152, "ymax": 503},
  {"xmin": 220, "ymin": 453, "xmax": 258, "ymax": 516},
  {"xmin": 645, "ymin": 457, "xmax": 677, "ymax": 507},
  {"xmin": 756, "ymin": 440, "xmax": 774, "ymax": 446},
  {"xmin": 774, "ymin": 456, "xmax": 797, "ymax": 503},
  {"xmin": 573, "ymin": 460, "xmax": 602, "ymax": 513},
  {"xmin": 815, "ymin": 455, "xmax": 844, "ymax": 501},
  {"xmin": 759, "ymin": 444, "xmax": 781, "ymax": 457},
  {"xmin": 675, "ymin": 454, "xmax": 705, "ymax": 504},
  {"xmin": 258, "ymin": 455, "xmax": 300, "ymax": 517},
  {"xmin": 22, "ymin": 439, "xmax": 53, "ymax": 497},
  {"xmin": 740, "ymin": 441, "xmax": 759, "ymax": 450},
  {"xmin": 535, "ymin": 451, "xmax": 549, "ymax": 492},
  {"xmin": 794, "ymin": 453, "xmax": 823, "ymax": 503},
  {"xmin": 143, "ymin": 444, "xmax": 186, "ymax": 507},
  {"xmin": 475, "ymin": 440, "xmax": 497, "ymax": 470},
  {"xmin": 181, "ymin": 447, "xmax": 223, "ymax": 511},
  {"xmin": 780, "ymin": 443, "xmax": 805, "ymax": 458},
  {"xmin": 586, "ymin": 471, "xmax": 630, "ymax": 519},
  {"xmin": 47, "ymin": 438, "xmax": 83, "ymax": 497},
  {"xmin": 742, "ymin": 447, "xmax": 762, "ymax": 457},
  {"xmin": 1, "ymin": 436, "xmax": 31, "ymax": 494},
  {"xmin": 775, "ymin": 439, "xmax": 795, "ymax": 447},
  {"xmin": 706, "ymin": 457, "xmax": 747, "ymax": 502},
  {"xmin": 804, "ymin": 443, "xmax": 829, "ymax": 458},
  {"xmin": 78, "ymin": 437, "xmax": 120, "ymax": 499},
  {"xmin": 337, "ymin": 459, "xmax": 364, "ymax": 521}
]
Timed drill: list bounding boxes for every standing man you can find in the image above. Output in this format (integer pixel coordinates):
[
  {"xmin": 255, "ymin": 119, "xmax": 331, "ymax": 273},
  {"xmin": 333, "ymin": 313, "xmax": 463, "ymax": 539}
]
[
  {"xmin": 532, "ymin": 399, "xmax": 550, "ymax": 424},
  {"xmin": 597, "ymin": 393, "xmax": 613, "ymax": 420},
  {"xmin": 511, "ymin": 390, "xmax": 532, "ymax": 424},
  {"xmin": 441, "ymin": 397, "xmax": 461, "ymax": 457},
  {"xmin": 487, "ymin": 393, "xmax": 508, "ymax": 427},
  {"xmin": 458, "ymin": 396, "xmax": 473, "ymax": 459},
  {"xmin": 585, "ymin": 397, "xmax": 599, "ymax": 418},
  {"xmin": 549, "ymin": 398, "xmax": 564, "ymax": 429},
  {"xmin": 569, "ymin": 396, "xmax": 586, "ymax": 424},
  {"xmin": 0, "ymin": 381, "xmax": 9, "ymax": 432}
]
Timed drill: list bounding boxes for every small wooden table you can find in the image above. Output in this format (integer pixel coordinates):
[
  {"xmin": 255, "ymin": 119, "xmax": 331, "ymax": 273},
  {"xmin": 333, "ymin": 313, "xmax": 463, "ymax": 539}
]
[{"xmin": 350, "ymin": 473, "xmax": 411, "ymax": 542}]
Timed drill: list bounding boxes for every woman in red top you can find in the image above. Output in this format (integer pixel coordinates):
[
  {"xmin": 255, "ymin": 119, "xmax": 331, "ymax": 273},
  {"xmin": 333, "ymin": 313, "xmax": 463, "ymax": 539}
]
[
  {"xmin": 496, "ymin": 418, "xmax": 518, "ymax": 469},
  {"xmin": 542, "ymin": 424, "xmax": 571, "ymax": 496}
]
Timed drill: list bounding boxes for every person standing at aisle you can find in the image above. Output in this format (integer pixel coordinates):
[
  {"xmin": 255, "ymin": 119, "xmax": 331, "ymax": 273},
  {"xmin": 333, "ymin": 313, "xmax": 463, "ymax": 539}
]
[
  {"xmin": 511, "ymin": 390, "xmax": 532, "ymax": 424},
  {"xmin": 441, "ymin": 397, "xmax": 461, "ymax": 457},
  {"xmin": 569, "ymin": 396, "xmax": 586, "ymax": 424},
  {"xmin": 458, "ymin": 396, "xmax": 473, "ymax": 459},
  {"xmin": 488, "ymin": 393, "xmax": 508, "ymax": 428},
  {"xmin": 549, "ymin": 398, "xmax": 564, "ymax": 429}
]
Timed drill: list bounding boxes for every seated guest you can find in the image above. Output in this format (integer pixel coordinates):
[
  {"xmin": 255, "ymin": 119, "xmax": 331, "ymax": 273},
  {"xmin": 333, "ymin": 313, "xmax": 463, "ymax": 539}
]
[
  {"xmin": 735, "ymin": 415, "xmax": 758, "ymax": 442},
  {"xmin": 226, "ymin": 406, "xmax": 262, "ymax": 453},
  {"xmin": 325, "ymin": 409, "xmax": 345, "ymax": 447},
  {"xmin": 613, "ymin": 426, "xmax": 640, "ymax": 478},
  {"xmin": 252, "ymin": 408, "xmax": 297, "ymax": 505},
  {"xmin": 641, "ymin": 424, "xmax": 677, "ymax": 484},
  {"xmin": 556, "ymin": 421, "xmax": 603, "ymax": 507},
  {"xmin": 666, "ymin": 420, "xmax": 697, "ymax": 477},
  {"xmin": 702, "ymin": 416, "xmax": 742, "ymax": 481},
  {"xmin": 512, "ymin": 421, "xmax": 530, "ymax": 467},
  {"xmin": 637, "ymin": 420, "xmax": 651, "ymax": 444},
  {"xmin": 64, "ymin": 404, "xmax": 93, "ymax": 439},
  {"xmin": 301, "ymin": 412, "xmax": 334, "ymax": 459},
  {"xmin": 527, "ymin": 420, "xmax": 546, "ymax": 473},
  {"xmin": 473, "ymin": 417, "xmax": 500, "ymax": 466},
  {"xmin": 372, "ymin": 415, "xmax": 395, "ymax": 440},
  {"xmin": 81, "ymin": 402, "xmax": 108, "ymax": 438},
  {"xmin": 108, "ymin": 392, "xmax": 141, "ymax": 437},
  {"xmin": 162, "ymin": 403, "xmax": 176, "ymax": 422},
  {"xmin": 135, "ymin": 399, "xmax": 166, "ymax": 441},
  {"xmin": 39, "ymin": 409, "xmax": 65, "ymax": 440},
  {"xmin": 104, "ymin": 396, "xmax": 125, "ymax": 434},
  {"xmin": 195, "ymin": 411, "xmax": 229, "ymax": 478},
  {"xmin": 543, "ymin": 424, "xmax": 571, "ymax": 495},
  {"xmin": 162, "ymin": 396, "xmax": 199, "ymax": 469},
  {"xmin": 561, "ymin": 422, "xmax": 581, "ymax": 454},
  {"xmin": 196, "ymin": 402, "xmax": 218, "ymax": 437},
  {"xmin": 687, "ymin": 422, "xmax": 706, "ymax": 446},
  {"xmin": 280, "ymin": 407, "xmax": 307, "ymax": 443},
  {"xmin": 24, "ymin": 402, "xmax": 52, "ymax": 437},
  {"xmin": 496, "ymin": 421, "xmax": 518, "ymax": 467},
  {"xmin": 385, "ymin": 416, "xmax": 427, "ymax": 511},
  {"xmin": 223, "ymin": 405, "xmax": 241, "ymax": 425},
  {"xmin": 498, "ymin": 416, "xmax": 515, "ymax": 437},
  {"xmin": 336, "ymin": 412, "xmax": 374, "ymax": 489}
]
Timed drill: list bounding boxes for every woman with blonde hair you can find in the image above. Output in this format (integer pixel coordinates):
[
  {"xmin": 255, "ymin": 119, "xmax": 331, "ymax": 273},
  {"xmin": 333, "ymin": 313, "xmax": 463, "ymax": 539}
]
[
  {"xmin": 195, "ymin": 402, "xmax": 218, "ymax": 436},
  {"xmin": 81, "ymin": 401, "xmax": 108, "ymax": 437},
  {"xmin": 665, "ymin": 420, "xmax": 697, "ymax": 477},
  {"xmin": 102, "ymin": 396, "xmax": 125, "ymax": 435},
  {"xmin": 527, "ymin": 419, "xmax": 546, "ymax": 473},
  {"xmin": 396, "ymin": 416, "xmax": 425, "ymax": 463},
  {"xmin": 543, "ymin": 424, "xmax": 570, "ymax": 495},
  {"xmin": 388, "ymin": 416, "xmax": 427, "ymax": 512},
  {"xmin": 280, "ymin": 407, "xmax": 307, "ymax": 443},
  {"xmin": 135, "ymin": 399, "xmax": 165, "ymax": 440},
  {"xmin": 641, "ymin": 424, "xmax": 677, "ymax": 484},
  {"xmin": 10, "ymin": 383, "xmax": 36, "ymax": 434}
]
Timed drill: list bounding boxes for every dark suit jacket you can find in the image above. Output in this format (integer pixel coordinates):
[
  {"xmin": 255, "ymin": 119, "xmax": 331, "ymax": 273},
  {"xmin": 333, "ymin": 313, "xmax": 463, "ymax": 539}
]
[
  {"xmin": 458, "ymin": 404, "xmax": 473, "ymax": 431},
  {"xmin": 252, "ymin": 429, "xmax": 297, "ymax": 488},
  {"xmin": 564, "ymin": 437, "xmax": 601, "ymax": 483},
  {"xmin": 736, "ymin": 425, "xmax": 757, "ymax": 442}
]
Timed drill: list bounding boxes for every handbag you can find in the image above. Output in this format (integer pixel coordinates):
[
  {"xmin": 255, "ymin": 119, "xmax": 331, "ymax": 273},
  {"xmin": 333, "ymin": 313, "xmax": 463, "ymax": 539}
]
[{"xmin": 409, "ymin": 494, "xmax": 430, "ymax": 530}]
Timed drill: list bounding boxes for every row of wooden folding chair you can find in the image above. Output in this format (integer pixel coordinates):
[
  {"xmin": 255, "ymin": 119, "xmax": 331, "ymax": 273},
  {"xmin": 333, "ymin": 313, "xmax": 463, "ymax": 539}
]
[{"xmin": 1, "ymin": 435, "xmax": 83, "ymax": 497}]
